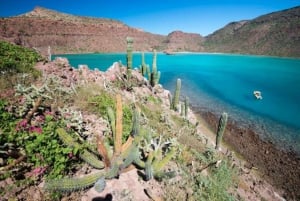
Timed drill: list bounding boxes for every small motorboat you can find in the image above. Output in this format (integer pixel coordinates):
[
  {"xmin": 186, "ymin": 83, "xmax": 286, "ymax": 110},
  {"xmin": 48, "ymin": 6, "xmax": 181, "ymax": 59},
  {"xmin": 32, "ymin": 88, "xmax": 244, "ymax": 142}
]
[{"xmin": 253, "ymin": 90, "xmax": 263, "ymax": 100}]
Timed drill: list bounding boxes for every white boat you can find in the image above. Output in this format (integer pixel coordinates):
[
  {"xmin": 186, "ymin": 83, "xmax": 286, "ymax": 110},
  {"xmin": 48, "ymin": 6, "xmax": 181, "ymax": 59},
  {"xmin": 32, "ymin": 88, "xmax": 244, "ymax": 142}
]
[{"xmin": 253, "ymin": 91, "xmax": 263, "ymax": 100}]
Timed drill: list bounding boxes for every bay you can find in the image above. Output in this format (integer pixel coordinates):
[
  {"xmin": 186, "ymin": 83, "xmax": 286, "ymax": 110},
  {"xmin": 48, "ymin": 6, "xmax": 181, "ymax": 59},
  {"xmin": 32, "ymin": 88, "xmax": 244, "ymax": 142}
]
[{"xmin": 53, "ymin": 53, "xmax": 300, "ymax": 153}]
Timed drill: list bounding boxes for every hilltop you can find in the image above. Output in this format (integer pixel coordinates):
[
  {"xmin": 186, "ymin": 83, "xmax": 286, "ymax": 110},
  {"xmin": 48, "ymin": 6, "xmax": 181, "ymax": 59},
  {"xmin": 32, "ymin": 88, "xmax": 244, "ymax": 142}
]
[
  {"xmin": 0, "ymin": 6, "xmax": 300, "ymax": 57},
  {"xmin": 203, "ymin": 6, "xmax": 300, "ymax": 57}
]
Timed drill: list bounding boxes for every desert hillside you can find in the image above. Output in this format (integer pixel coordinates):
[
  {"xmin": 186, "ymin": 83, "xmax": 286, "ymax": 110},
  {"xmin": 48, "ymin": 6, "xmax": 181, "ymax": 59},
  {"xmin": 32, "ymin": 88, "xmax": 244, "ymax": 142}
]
[
  {"xmin": 203, "ymin": 6, "xmax": 300, "ymax": 57},
  {"xmin": 0, "ymin": 6, "xmax": 300, "ymax": 57}
]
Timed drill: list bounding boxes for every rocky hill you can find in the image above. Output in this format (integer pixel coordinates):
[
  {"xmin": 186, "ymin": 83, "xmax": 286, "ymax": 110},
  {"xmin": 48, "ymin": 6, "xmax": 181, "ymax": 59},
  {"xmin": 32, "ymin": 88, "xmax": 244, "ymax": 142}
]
[
  {"xmin": 164, "ymin": 31, "xmax": 204, "ymax": 52},
  {"xmin": 0, "ymin": 6, "xmax": 300, "ymax": 57},
  {"xmin": 0, "ymin": 7, "xmax": 166, "ymax": 54},
  {"xmin": 203, "ymin": 6, "xmax": 300, "ymax": 57}
]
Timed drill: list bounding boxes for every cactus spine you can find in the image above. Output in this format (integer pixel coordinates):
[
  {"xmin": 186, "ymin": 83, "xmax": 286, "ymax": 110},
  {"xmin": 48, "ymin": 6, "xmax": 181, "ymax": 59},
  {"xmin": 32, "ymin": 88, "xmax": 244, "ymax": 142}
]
[
  {"xmin": 172, "ymin": 78, "xmax": 181, "ymax": 111},
  {"xmin": 215, "ymin": 112, "xmax": 228, "ymax": 151},
  {"xmin": 107, "ymin": 107, "xmax": 116, "ymax": 137}
]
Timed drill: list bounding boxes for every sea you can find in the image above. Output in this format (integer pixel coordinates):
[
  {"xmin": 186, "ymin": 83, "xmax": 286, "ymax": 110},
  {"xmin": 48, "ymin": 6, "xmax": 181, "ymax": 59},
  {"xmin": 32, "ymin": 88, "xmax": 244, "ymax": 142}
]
[{"xmin": 53, "ymin": 53, "xmax": 300, "ymax": 154}]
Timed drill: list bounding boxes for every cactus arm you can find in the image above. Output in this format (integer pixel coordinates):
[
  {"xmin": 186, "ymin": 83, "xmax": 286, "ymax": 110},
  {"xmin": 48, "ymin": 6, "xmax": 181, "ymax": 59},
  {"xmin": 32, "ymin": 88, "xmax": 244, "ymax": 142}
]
[
  {"xmin": 152, "ymin": 147, "xmax": 176, "ymax": 172},
  {"xmin": 80, "ymin": 149, "xmax": 105, "ymax": 169},
  {"xmin": 120, "ymin": 144, "xmax": 139, "ymax": 169},
  {"xmin": 145, "ymin": 151, "xmax": 155, "ymax": 180},
  {"xmin": 56, "ymin": 128, "xmax": 104, "ymax": 169},
  {"xmin": 97, "ymin": 135, "xmax": 111, "ymax": 168},
  {"xmin": 114, "ymin": 94, "xmax": 123, "ymax": 156},
  {"xmin": 44, "ymin": 171, "xmax": 105, "ymax": 191},
  {"xmin": 121, "ymin": 136, "xmax": 134, "ymax": 153},
  {"xmin": 130, "ymin": 107, "xmax": 140, "ymax": 137},
  {"xmin": 107, "ymin": 107, "xmax": 116, "ymax": 137}
]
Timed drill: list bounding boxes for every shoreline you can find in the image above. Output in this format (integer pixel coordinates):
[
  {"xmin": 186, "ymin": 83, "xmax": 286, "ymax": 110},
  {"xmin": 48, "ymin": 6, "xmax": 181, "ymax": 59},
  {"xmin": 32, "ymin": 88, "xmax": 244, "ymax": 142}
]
[{"xmin": 194, "ymin": 108, "xmax": 300, "ymax": 200}]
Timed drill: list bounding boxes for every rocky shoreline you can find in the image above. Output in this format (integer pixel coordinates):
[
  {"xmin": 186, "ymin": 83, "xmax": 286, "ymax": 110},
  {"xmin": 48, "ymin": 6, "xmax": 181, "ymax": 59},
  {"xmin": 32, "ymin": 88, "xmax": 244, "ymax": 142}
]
[{"xmin": 196, "ymin": 109, "xmax": 300, "ymax": 200}]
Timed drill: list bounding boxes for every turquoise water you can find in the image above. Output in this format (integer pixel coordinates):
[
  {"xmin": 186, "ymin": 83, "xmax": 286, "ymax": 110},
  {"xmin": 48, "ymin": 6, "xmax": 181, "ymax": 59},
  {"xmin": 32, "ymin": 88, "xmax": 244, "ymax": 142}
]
[{"xmin": 53, "ymin": 53, "xmax": 300, "ymax": 153}]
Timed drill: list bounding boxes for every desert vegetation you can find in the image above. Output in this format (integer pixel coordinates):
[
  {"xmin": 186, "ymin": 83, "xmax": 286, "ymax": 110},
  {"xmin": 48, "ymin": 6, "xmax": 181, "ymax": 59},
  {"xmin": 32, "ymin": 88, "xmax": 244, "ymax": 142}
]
[{"xmin": 1, "ymin": 40, "xmax": 269, "ymax": 201}]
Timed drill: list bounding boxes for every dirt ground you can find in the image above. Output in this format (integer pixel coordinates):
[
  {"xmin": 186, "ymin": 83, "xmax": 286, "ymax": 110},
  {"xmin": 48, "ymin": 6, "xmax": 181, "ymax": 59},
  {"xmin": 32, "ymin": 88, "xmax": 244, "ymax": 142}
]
[{"xmin": 199, "ymin": 110, "xmax": 300, "ymax": 201}]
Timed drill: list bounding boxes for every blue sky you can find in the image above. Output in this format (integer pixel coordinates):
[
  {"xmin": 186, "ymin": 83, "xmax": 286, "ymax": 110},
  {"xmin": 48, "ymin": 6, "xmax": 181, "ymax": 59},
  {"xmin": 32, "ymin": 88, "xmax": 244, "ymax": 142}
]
[{"xmin": 0, "ymin": 0, "xmax": 299, "ymax": 36}]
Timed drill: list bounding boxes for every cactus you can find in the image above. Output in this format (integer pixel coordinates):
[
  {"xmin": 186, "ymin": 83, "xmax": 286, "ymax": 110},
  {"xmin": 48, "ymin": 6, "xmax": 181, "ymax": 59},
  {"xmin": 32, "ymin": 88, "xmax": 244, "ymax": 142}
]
[
  {"xmin": 45, "ymin": 99, "xmax": 177, "ymax": 192},
  {"xmin": 146, "ymin": 65, "xmax": 151, "ymax": 80},
  {"xmin": 149, "ymin": 50, "xmax": 160, "ymax": 87},
  {"xmin": 215, "ymin": 112, "xmax": 228, "ymax": 151},
  {"xmin": 181, "ymin": 103, "xmax": 184, "ymax": 116},
  {"xmin": 48, "ymin": 46, "xmax": 51, "ymax": 61},
  {"xmin": 126, "ymin": 37, "xmax": 133, "ymax": 79},
  {"xmin": 56, "ymin": 128, "xmax": 105, "ymax": 169},
  {"xmin": 152, "ymin": 146, "xmax": 176, "ymax": 173},
  {"xmin": 145, "ymin": 152, "xmax": 155, "ymax": 181},
  {"xmin": 172, "ymin": 78, "xmax": 181, "ymax": 111},
  {"xmin": 141, "ymin": 52, "xmax": 147, "ymax": 76},
  {"xmin": 44, "ymin": 171, "xmax": 105, "ymax": 191},
  {"xmin": 131, "ymin": 107, "xmax": 140, "ymax": 137},
  {"xmin": 114, "ymin": 94, "xmax": 123, "ymax": 156},
  {"xmin": 97, "ymin": 135, "xmax": 111, "ymax": 168},
  {"xmin": 107, "ymin": 107, "xmax": 116, "ymax": 137},
  {"xmin": 152, "ymin": 49, "xmax": 157, "ymax": 74},
  {"xmin": 184, "ymin": 96, "xmax": 189, "ymax": 118}
]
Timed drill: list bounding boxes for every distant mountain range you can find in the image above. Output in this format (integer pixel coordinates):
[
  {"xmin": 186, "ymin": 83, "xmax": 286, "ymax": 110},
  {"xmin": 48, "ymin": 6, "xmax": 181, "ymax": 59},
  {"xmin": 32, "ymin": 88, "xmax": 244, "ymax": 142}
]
[{"xmin": 0, "ymin": 6, "xmax": 299, "ymax": 57}]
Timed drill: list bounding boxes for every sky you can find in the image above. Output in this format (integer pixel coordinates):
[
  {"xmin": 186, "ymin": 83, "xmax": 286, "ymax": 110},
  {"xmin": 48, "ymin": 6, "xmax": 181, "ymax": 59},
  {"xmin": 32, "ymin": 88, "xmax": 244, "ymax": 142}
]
[{"xmin": 0, "ymin": 0, "xmax": 299, "ymax": 36}]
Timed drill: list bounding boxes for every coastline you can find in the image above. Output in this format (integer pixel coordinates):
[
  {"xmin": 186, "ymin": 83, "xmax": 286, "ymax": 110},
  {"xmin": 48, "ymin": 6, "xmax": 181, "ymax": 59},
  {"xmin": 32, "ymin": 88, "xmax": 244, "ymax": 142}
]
[{"xmin": 194, "ymin": 108, "xmax": 300, "ymax": 200}]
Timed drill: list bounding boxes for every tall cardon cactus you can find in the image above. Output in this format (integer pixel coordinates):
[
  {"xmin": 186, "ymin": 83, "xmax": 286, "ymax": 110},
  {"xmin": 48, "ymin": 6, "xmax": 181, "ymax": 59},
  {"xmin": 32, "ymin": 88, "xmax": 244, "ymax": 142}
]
[
  {"xmin": 215, "ymin": 112, "xmax": 228, "ymax": 151},
  {"xmin": 126, "ymin": 37, "xmax": 133, "ymax": 70},
  {"xmin": 171, "ymin": 78, "xmax": 181, "ymax": 111}
]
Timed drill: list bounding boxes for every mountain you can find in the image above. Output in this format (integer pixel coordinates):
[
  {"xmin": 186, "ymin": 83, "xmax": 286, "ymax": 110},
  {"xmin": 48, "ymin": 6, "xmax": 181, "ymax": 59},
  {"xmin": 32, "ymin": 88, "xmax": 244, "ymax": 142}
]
[
  {"xmin": 0, "ymin": 6, "xmax": 300, "ymax": 57},
  {"xmin": 203, "ymin": 6, "xmax": 300, "ymax": 57},
  {"xmin": 0, "ymin": 7, "xmax": 167, "ymax": 54}
]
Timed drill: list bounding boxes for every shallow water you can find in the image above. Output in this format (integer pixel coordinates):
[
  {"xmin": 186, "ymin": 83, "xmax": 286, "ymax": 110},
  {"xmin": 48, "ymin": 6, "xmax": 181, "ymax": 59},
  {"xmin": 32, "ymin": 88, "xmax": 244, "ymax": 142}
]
[{"xmin": 53, "ymin": 53, "xmax": 300, "ymax": 153}]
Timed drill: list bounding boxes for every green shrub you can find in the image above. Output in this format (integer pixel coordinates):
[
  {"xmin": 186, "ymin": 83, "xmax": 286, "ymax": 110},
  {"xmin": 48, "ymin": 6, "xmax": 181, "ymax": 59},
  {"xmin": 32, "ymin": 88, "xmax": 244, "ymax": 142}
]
[
  {"xmin": 0, "ymin": 41, "xmax": 41, "ymax": 76},
  {"xmin": 0, "ymin": 41, "xmax": 42, "ymax": 91},
  {"xmin": 193, "ymin": 160, "xmax": 237, "ymax": 201}
]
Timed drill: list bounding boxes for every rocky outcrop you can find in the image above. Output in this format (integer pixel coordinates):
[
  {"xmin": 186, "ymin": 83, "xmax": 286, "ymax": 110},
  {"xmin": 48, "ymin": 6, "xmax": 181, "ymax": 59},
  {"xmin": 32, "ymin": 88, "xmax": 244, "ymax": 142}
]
[{"xmin": 164, "ymin": 31, "xmax": 204, "ymax": 52}]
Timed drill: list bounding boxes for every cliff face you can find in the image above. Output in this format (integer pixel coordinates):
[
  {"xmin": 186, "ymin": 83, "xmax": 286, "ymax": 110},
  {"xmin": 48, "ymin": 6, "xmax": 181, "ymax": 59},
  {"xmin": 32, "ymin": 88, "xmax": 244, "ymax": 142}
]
[
  {"xmin": 1, "ymin": 6, "xmax": 300, "ymax": 57},
  {"xmin": 0, "ymin": 7, "xmax": 166, "ymax": 54},
  {"xmin": 203, "ymin": 6, "xmax": 300, "ymax": 57}
]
